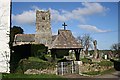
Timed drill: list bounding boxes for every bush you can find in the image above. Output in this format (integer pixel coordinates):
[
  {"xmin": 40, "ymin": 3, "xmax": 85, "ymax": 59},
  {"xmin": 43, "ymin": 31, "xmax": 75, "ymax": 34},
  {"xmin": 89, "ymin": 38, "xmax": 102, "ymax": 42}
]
[
  {"xmin": 100, "ymin": 68, "xmax": 115, "ymax": 75},
  {"xmin": 28, "ymin": 57, "xmax": 46, "ymax": 62},
  {"xmin": 99, "ymin": 60, "xmax": 113, "ymax": 66},
  {"xmin": 16, "ymin": 57, "xmax": 56, "ymax": 73},
  {"xmin": 31, "ymin": 44, "xmax": 48, "ymax": 58},
  {"xmin": 80, "ymin": 58, "xmax": 92, "ymax": 64}
]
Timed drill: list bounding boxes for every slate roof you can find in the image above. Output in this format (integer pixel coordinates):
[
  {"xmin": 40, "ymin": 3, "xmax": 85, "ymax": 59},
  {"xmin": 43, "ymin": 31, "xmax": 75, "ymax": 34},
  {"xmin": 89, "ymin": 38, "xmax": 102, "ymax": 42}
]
[
  {"xmin": 14, "ymin": 30, "xmax": 82, "ymax": 49},
  {"xmin": 50, "ymin": 30, "xmax": 82, "ymax": 49},
  {"xmin": 14, "ymin": 34, "xmax": 35, "ymax": 42}
]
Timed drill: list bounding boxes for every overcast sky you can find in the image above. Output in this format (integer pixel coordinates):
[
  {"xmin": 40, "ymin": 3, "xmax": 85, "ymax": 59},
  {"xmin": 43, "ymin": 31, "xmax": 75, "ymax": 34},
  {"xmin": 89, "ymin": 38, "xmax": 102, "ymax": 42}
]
[{"xmin": 12, "ymin": 2, "xmax": 118, "ymax": 50}]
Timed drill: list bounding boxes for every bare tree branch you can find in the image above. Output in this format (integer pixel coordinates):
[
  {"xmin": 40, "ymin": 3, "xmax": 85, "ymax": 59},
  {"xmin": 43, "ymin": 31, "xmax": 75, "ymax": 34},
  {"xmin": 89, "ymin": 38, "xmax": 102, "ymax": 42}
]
[{"xmin": 77, "ymin": 34, "xmax": 93, "ymax": 55}]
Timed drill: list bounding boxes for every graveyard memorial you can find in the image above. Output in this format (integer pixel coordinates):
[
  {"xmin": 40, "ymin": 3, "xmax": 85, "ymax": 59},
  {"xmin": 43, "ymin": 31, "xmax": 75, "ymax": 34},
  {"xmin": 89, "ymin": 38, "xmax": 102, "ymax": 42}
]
[{"xmin": 0, "ymin": 1, "xmax": 119, "ymax": 79}]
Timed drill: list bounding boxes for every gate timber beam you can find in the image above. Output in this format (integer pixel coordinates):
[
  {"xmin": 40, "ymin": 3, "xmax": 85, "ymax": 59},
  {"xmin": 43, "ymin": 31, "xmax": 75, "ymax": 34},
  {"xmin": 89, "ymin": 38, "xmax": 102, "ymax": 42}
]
[{"xmin": 74, "ymin": 49, "xmax": 81, "ymax": 61}]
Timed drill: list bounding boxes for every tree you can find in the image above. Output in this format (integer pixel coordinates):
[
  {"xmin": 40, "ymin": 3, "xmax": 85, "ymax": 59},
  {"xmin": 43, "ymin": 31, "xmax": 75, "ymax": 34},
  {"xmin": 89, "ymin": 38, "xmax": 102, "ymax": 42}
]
[
  {"xmin": 77, "ymin": 34, "xmax": 93, "ymax": 55},
  {"xmin": 111, "ymin": 43, "xmax": 120, "ymax": 58},
  {"xmin": 10, "ymin": 26, "xmax": 24, "ymax": 47}
]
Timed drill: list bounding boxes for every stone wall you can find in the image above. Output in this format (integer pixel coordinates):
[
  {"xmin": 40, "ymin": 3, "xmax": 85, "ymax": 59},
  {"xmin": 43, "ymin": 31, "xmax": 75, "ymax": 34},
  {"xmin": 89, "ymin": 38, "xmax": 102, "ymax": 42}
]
[
  {"xmin": 0, "ymin": 0, "xmax": 10, "ymax": 73},
  {"xmin": 79, "ymin": 63, "xmax": 113, "ymax": 73},
  {"xmin": 24, "ymin": 69, "xmax": 56, "ymax": 74}
]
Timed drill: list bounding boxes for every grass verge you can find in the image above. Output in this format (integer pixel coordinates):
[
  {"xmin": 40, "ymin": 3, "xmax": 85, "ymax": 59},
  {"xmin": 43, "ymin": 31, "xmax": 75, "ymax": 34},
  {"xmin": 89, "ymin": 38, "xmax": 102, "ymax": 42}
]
[
  {"xmin": 82, "ymin": 68, "xmax": 116, "ymax": 76},
  {"xmin": 2, "ymin": 73, "xmax": 63, "ymax": 78}
]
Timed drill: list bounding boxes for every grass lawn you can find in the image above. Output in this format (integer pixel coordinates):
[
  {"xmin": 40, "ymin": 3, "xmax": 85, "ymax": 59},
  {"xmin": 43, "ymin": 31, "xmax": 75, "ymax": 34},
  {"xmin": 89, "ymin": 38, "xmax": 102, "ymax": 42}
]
[{"xmin": 2, "ymin": 73, "xmax": 67, "ymax": 80}]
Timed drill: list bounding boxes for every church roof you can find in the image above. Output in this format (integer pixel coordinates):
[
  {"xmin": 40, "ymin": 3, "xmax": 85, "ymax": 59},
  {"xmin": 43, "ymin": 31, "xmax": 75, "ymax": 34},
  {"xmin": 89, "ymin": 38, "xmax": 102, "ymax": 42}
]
[
  {"xmin": 50, "ymin": 30, "xmax": 82, "ymax": 49},
  {"xmin": 14, "ymin": 34, "xmax": 35, "ymax": 42},
  {"xmin": 14, "ymin": 30, "xmax": 82, "ymax": 49}
]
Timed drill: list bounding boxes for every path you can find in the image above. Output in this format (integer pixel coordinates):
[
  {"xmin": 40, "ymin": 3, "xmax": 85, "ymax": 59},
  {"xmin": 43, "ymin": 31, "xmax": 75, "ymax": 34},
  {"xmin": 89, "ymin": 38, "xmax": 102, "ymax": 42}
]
[
  {"xmin": 95, "ymin": 71, "xmax": 120, "ymax": 78},
  {"xmin": 62, "ymin": 71, "xmax": 120, "ymax": 79}
]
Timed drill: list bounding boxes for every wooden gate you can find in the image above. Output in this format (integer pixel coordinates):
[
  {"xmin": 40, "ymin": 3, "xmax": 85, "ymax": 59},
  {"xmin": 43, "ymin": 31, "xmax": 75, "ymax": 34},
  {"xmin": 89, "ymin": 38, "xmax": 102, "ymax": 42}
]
[{"xmin": 56, "ymin": 61, "xmax": 79, "ymax": 75}]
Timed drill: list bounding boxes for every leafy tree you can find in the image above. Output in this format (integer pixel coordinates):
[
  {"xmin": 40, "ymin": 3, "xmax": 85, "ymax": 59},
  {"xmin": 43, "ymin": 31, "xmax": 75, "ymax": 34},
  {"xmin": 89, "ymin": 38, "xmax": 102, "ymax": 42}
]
[{"xmin": 10, "ymin": 26, "xmax": 24, "ymax": 47}]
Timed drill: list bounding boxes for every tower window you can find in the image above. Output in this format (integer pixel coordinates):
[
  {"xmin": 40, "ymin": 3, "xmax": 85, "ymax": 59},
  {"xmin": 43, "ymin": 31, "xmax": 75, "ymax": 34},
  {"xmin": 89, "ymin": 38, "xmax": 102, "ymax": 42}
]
[{"xmin": 42, "ymin": 16, "xmax": 45, "ymax": 20}]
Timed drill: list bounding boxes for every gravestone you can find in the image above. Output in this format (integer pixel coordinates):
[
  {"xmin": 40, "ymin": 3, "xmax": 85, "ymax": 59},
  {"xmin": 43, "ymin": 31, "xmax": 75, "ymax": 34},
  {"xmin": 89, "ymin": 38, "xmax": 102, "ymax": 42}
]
[
  {"xmin": 104, "ymin": 54, "xmax": 108, "ymax": 59},
  {"xmin": 93, "ymin": 40, "xmax": 98, "ymax": 59}
]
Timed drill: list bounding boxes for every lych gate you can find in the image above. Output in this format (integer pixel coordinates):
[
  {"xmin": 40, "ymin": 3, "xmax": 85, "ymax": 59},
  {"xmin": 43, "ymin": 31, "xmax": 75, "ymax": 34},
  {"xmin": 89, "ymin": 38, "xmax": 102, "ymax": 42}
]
[
  {"xmin": 49, "ymin": 23, "xmax": 83, "ymax": 75},
  {"xmin": 50, "ymin": 29, "xmax": 83, "ymax": 61}
]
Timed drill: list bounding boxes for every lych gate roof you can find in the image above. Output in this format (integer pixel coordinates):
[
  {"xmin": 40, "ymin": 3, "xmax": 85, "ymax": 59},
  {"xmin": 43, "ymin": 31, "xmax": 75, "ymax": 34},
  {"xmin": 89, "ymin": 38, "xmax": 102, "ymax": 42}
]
[
  {"xmin": 14, "ymin": 34, "xmax": 35, "ymax": 42},
  {"xmin": 52, "ymin": 35, "xmax": 57, "ymax": 42},
  {"xmin": 50, "ymin": 30, "xmax": 82, "ymax": 49}
]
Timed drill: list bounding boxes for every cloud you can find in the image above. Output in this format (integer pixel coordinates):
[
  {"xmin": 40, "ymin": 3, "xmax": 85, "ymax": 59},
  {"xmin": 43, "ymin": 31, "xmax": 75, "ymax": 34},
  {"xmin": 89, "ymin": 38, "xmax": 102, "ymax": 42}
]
[
  {"xmin": 75, "ymin": 2, "xmax": 107, "ymax": 15},
  {"xmin": 78, "ymin": 25, "xmax": 111, "ymax": 33},
  {"xmin": 12, "ymin": 10, "xmax": 36, "ymax": 25},
  {"xmin": 50, "ymin": 2, "xmax": 107, "ymax": 22},
  {"xmin": 12, "ymin": 2, "xmax": 108, "ymax": 25}
]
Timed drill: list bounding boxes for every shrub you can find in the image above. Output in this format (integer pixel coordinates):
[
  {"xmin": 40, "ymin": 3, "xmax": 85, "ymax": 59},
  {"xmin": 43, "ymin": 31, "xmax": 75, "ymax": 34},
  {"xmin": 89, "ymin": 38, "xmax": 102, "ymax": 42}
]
[
  {"xmin": 31, "ymin": 44, "xmax": 48, "ymax": 58},
  {"xmin": 80, "ymin": 58, "xmax": 92, "ymax": 64},
  {"xmin": 98, "ymin": 60, "xmax": 113, "ymax": 67},
  {"xmin": 100, "ymin": 68, "xmax": 115, "ymax": 75},
  {"xmin": 28, "ymin": 57, "xmax": 46, "ymax": 62},
  {"xmin": 16, "ymin": 57, "xmax": 56, "ymax": 73}
]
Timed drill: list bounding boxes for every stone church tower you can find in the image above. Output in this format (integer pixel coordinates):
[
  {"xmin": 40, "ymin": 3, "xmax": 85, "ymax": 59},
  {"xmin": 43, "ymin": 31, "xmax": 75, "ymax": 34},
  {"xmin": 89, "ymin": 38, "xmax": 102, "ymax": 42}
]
[{"xmin": 35, "ymin": 10, "xmax": 52, "ymax": 47}]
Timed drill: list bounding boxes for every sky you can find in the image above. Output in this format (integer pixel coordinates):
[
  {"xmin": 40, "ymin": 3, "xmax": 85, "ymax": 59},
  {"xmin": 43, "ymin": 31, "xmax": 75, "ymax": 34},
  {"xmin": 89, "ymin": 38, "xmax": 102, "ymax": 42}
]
[{"xmin": 12, "ymin": 2, "xmax": 118, "ymax": 50}]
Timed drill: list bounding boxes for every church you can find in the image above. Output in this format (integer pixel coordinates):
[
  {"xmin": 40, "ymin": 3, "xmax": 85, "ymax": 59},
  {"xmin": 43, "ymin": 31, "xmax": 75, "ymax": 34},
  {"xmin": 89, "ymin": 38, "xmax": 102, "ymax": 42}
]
[{"xmin": 13, "ymin": 10, "xmax": 82, "ymax": 61}]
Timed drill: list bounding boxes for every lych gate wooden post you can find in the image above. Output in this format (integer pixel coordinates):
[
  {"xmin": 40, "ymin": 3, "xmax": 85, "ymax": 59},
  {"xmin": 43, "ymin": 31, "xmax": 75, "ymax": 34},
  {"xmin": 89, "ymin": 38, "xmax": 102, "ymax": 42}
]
[
  {"xmin": 61, "ymin": 62, "xmax": 63, "ymax": 75},
  {"xmin": 72, "ymin": 61, "xmax": 74, "ymax": 73},
  {"xmin": 74, "ymin": 49, "xmax": 81, "ymax": 61}
]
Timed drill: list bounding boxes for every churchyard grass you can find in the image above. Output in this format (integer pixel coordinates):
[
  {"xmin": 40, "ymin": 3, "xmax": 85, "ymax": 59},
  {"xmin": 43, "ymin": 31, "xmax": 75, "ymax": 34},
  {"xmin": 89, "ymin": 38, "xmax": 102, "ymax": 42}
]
[{"xmin": 2, "ymin": 73, "xmax": 63, "ymax": 79}]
